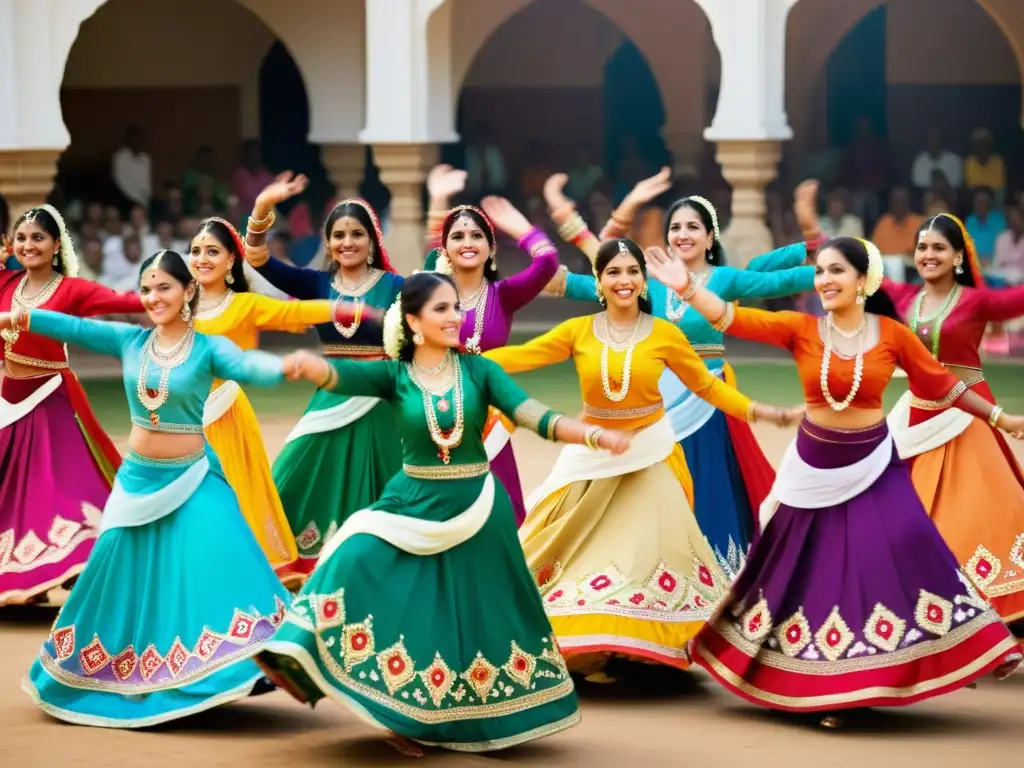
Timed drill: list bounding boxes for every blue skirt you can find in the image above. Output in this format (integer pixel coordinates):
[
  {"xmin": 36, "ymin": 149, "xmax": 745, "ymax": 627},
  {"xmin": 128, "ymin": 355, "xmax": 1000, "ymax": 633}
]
[{"xmin": 23, "ymin": 449, "xmax": 290, "ymax": 728}]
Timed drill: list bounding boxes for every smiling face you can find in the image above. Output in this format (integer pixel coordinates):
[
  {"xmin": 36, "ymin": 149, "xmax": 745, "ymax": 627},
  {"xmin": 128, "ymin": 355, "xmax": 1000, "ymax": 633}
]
[
  {"xmin": 406, "ymin": 281, "xmax": 463, "ymax": 350},
  {"xmin": 915, "ymin": 228, "xmax": 959, "ymax": 283},
  {"xmin": 328, "ymin": 215, "xmax": 372, "ymax": 271},
  {"xmin": 599, "ymin": 252, "xmax": 645, "ymax": 311},
  {"xmin": 815, "ymin": 247, "xmax": 865, "ymax": 313},
  {"xmin": 444, "ymin": 214, "xmax": 491, "ymax": 272},
  {"xmin": 13, "ymin": 220, "xmax": 58, "ymax": 272},
  {"xmin": 666, "ymin": 205, "xmax": 714, "ymax": 268},
  {"xmin": 189, "ymin": 230, "xmax": 234, "ymax": 288},
  {"xmin": 140, "ymin": 267, "xmax": 194, "ymax": 327}
]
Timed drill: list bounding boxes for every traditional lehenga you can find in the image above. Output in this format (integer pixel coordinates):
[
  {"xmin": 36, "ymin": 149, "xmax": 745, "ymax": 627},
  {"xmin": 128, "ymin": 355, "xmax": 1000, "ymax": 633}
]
[
  {"xmin": 485, "ymin": 313, "xmax": 755, "ymax": 671},
  {"xmin": 258, "ymin": 354, "xmax": 580, "ymax": 752},
  {"xmin": 423, "ymin": 226, "xmax": 560, "ymax": 526},
  {"xmin": 548, "ymin": 218, "xmax": 815, "ymax": 573},
  {"xmin": 247, "ymin": 256, "xmax": 404, "ymax": 578},
  {"xmin": 21, "ymin": 310, "xmax": 291, "ymax": 728},
  {"xmin": 0, "ymin": 271, "xmax": 142, "ymax": 606},
  {"xmin": 691, "ymin": 308, "xmax": 1022, "ymax": 712},
  {"xmin": 882, "ymin": 279, "xmax": 1024, "ymax": 626},
  {"xmin": 195, "ymin": 291, "xmax": 335, "ymax": 580}
]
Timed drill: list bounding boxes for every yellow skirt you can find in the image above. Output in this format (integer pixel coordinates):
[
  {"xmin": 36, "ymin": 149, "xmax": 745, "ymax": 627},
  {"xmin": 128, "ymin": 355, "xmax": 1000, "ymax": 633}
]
[
  {"xmin": 204, "ymin": 385, "xmax": 299, "ymax": 580},
  {"xmin": 912, "ymin": 418, "xmax": 1024, "ymax": 623},
  {"xmin": 521, "ymin": 445, "xmax": 728, "ymax": 671}
]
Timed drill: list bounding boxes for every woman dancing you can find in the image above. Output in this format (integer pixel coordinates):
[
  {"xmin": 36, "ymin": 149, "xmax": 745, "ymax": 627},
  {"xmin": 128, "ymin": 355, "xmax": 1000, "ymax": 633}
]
[
  {"xmin": 191, "ymin": 216, "xmax": 347, "ymax": 582},
  {"xmin": 12, "ymin": 250, "xmax": 293, "ymax": 728},
  {"xmin": 259, "ymin": 271, "xmax": 629, "ymax": 755},
  {"xmin": 484, "ymin": 238, "xmax": 793, "ymax": 682},
  {"xmin": 542, "ymin": 174, "xmax": 821, "ymax": 572},
  {"xmin": 0, "ymin": 205, "xmax": 143, "ymax": 607},
  {"xmin": 882, "ymin": 213, "xmax": 1024, "ymax": 631},
  {"xmin": 421, "ymin": 166, "xmax": 560, "ymax": 526},
  {"xmin": 244, "ymin": 174, "xmax": 403, "ymax": 578},
  {"xmin": 644, "ymin": 237, "xmax": 1024, "ymax": 727}
]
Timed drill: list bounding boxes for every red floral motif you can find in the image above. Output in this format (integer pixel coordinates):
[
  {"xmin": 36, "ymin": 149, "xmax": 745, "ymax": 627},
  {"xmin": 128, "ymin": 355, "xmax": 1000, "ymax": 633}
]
[
  {"xmin": 629, "ymin": 592, "xmax": 647, "ymax": 606},
  {"xmin": 502, "ymin": 641, "xmax": 537, "ymax": 688},
  {"xmin": 418, "ymin": 652, "xmax": 455, "ymax": 707},
  {"xmin": 697, "ymin": 564, "xmax": 714, "ymax": 588},
  {"xmin": 52, "ymin": 626, "xmax": 75, "ymax": 661},
  {"xmin": 112, "ymin": 647, "xmax": 138, "ymax": 681},
  {"xmin": 739, "ymin": 597, "xmax": 772, "ymax": 642},
  {"xmin": 79, "ymin": 635, "xmax": 111, "ymax": 675},
  {"xmin": 814, "ymin": 607, "xmax": 854, "ymax": 661},
  {"xmin": 915, "ymin": 590, "xmax": 954, "ymax": 636},
  {"xmin": 166, "ymin": 638, "xmax": 191, "ymax": 677},
  {"xmin": 659, "ymin": 572, "xmax": 678, "ymax": 593},
  {"xmin": 342, "ymin": 620, "xmax": 376, "ymax": 672},
  {"xmin": 228, "ymin": 610, "xmax": 258, "ymax": 641},
  {"xmin": 462, "ymin": 653, "xmax": 499, "ymax": 700},
  {"xmin": 589, "ymin": 574, "xmax": 612, "ymax": 591},
  {"xmin": 139, "ymin": 645, "xmax": 164, "ymax": 681},
  {"xmin": 965, "ymin": 546, "xmax": 1001, "ymax": 590},
  {"xmin": 376, "ymin": 640, "xmax": 416, "ymax": 694},
  {"xmin": 775, "ymin": 609, "xmax": 812, "ymax": 658},
  {"xmin": 546, "ymin": 589, "xmax": 565, "ymax": 603},
  {"xmin": 863, "ymin": 603, "xmax": 906, "ymax": 653},
  {"xmin": 194, "ymin": 630, "xmax": 223, "ymax": 661}
]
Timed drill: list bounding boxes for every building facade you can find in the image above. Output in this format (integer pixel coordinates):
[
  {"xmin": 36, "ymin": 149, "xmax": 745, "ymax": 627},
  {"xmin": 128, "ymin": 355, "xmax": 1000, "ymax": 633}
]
[{"xmin": 0, "ymin": 0, "xmax": 1021, "ymax": 272}]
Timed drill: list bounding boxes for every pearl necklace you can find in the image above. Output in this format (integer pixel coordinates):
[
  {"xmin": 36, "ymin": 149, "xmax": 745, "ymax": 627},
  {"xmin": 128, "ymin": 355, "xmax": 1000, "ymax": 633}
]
[
  {"xmin": 410, "ymin": 354, "xmax": 464, "ymax": 463},
  {"xmin": 332, "ymin": 268, "xmax": 381, "ymax": 339},
  {"xmin": 459, "ymin": 281, "xmax": 488, "ymax": 354},
  {"xmin": 197, "ymin": 288, "xmax": 234, "ymax": 317},
  {"xmin": 600, "ymin": 313, "xmax": 643, "ymax": 403},
  {"xmin": 820, "ymin": 313, "xmax": 866, "ymax": 412},
  {"xmin": 412, "ymin": 350, "xmax": 451, "ymax": 376},
  {"xmin": 665, "ymin": 268, "xmax": 711, "ymax": 323},
  {"xmin": 136, "ymin": 328, "xmax": 195, "ymax": 426},
  {"xmin": 2, "ymin": 274, "xmax": 63, "ymax": 349}
]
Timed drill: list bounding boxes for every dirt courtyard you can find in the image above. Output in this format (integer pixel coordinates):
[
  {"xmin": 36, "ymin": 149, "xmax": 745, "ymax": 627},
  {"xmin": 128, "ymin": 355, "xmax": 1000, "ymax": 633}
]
[{"xmin": 2, "ymin": 423, "xmax": 1022, "ymax": 767}]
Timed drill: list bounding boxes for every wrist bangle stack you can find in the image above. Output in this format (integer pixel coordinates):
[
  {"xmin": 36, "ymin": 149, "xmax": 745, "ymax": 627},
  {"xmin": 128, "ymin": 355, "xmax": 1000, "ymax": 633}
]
[
  {"xmin": 319, "ymin": 364, "xmax": 338, "ymax": 391},
  {"xmin": 557, "ymin": 212, "xmax": 590, "ymax": 247},
  {"xmin": 244, "ymin": 243, "xmax": 270, "ymax": 268},
  {"xmin": 247, "ymin": 210, "xmax": 276, "ymax": 236},
  {"xmin": 583, "ymin": 425, "xmax": 604, "ymax": 450},
  {"xmin": 678, "ymin": 282, "xmax": 698, "ymax": 302},
  {"xmin": 711, "ymin": 302, "xmax": 736, "ymax": 332},
  {"xmin": 989, "ymin": 405, "xmax": 1004, "ymax": 428}
]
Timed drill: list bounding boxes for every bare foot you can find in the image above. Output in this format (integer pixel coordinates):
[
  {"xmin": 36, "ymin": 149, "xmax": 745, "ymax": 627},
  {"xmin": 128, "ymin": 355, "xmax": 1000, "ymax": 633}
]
[
  {"xmin": 387, "ymin": 733, "xmax": 425, "ymax": 758},
  {"xmin": 819, "ymin": 715, "xmax": 843, "ymax": 729}
]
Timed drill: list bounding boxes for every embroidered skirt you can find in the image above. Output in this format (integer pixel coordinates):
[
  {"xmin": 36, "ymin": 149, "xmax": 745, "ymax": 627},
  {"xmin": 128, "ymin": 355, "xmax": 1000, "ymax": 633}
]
[
  {"xmin": 691, "ymin": 420, "xmax": 1022, "ymax": 712},
  {"xmin": 0, "ymin": 373, "xmax": 114, "ymax": 607},
  {"xmin": 23, "ymin": 450, "xmax": 290, "ymax": 728},
  {"xmin": 257, "ymin": 471, "xmax": 580, "ymax": 752},
  {"xmin": 273, "ymin": 388, "xmax": 402, "ymax": 580},
  {"xmin": 204, "ymin": 382, "xmax": 299, "ymax": 580}
]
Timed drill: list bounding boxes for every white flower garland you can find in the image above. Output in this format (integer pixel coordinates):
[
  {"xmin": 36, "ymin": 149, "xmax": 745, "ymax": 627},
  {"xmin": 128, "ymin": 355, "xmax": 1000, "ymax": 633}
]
[
  {"xmin": 382, "ymin": 295, "xmax": 406, "ymax": 360},
  {"xmin": 433, "ymin": 248, "xmax": 454, "ymax": 275},
  {"xmin": 856, "ymin": 238, "xmax": 884, "ymax": 296},
  {"xmin": 37, "ymin": 204, "xmax": 80, "ymax": 278}
]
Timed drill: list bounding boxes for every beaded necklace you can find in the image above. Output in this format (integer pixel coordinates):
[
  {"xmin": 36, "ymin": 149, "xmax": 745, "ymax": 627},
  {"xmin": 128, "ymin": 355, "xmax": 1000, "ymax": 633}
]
[
  {"xmin": 2, "ymin": 274, "xmax": 63, "ymax": 349},
  {"xmin": 820, "ymin": 313, "xmax": 866, "ymax": 411},
  {"xmin": 460, "ymin": 281, "xmax": 488, "ymax": 354},
  {"xmin": 137, "ymin": 328, "xmax": 195, "ymax": 426},
  {"xmin": 599, "ymin": 312, "xmax": 643, "ymax": 403},
  {"xmin": 908, "ymin": 284, "xmax": 962, "ymax": 357},
  {"xmin": 408, "ymin": 352, "xmax": 464, "ymax": 463},
  {"xmin": 332, "ymin": 268, "xmax": 383, "ymax": 339}
]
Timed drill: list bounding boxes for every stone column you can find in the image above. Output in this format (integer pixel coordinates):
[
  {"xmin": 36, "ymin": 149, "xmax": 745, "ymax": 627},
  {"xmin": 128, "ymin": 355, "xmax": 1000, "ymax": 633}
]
[
  {"xmin": 0, "ymin": 149, "xmax": 61, "ymax": 221},
  {"xmin": 663, "ymin": 130, "xmax": 703, "ymax": 185},
  {"xmin": 714, "ymin": 140, "xmax": 781, "ymax": 268},
  {"xmin": 320, "ymin": 143, "xmax": 366, "ymax": 200},
  {"xmin": 373, "ymin": 143, "xmax": 437, "ymax": 276}
]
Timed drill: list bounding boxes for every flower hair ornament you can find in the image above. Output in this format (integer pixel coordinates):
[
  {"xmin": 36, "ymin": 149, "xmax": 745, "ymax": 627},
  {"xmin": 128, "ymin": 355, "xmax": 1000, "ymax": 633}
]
[
  {"xmin": 684, "ymin": 196, "xmax": 721, "ymax": 241},
  {"xmin": 433, "ymin": 205, "xmax": 497, "ymax": 276},
  {"xmin": 382, "ymin": 294, "xmax": 406, "ymax": 360},
  {"xmin": 854, "ymin": 238, "xmax": 885, "ymax": 298},
  {"xmin": 330, "ymin": 198, "xmax": 396, "ymax": 274},
  {"xmin": 928, "ymin": 213, "xmax": 985, "ymax": 287},
  {"xmin": 24, "ymin": 205, "xmax": 80, "ymax": 278}
]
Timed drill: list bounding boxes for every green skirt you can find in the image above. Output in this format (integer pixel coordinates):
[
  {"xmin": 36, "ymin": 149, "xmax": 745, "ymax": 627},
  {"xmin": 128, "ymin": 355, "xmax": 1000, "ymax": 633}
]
[
  {"xmin": 273, "ymin": 390, "xmax": 402, "ymax": 577},
  {"xmin": 258, "ymin": 471, "xmax": 581, "ymax": 752}
]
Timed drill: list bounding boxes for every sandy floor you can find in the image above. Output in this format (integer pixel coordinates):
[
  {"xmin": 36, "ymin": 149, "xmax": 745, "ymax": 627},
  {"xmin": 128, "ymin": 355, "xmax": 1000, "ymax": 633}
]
[{"xmin": 3, "ymin": 422, "xmax": 1023, "ymax": 767}]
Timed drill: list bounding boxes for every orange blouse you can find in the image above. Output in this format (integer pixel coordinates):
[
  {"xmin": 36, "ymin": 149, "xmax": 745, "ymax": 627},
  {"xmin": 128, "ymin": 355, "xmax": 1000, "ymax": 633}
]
[{"xmin": 724, "ymin": 308, "xmax": 966, "ymax": 411}]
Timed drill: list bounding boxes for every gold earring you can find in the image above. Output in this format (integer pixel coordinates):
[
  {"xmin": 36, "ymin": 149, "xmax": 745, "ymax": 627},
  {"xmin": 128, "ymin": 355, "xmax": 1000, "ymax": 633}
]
[
  {"xmin": 181, "ymin": 301, "xmax": 193, "ymax": 322},
  {"xmin": 226, "ymin": 268, "xmax": 234, "ymax": 285},
  {"xmin": 413, "ymin": 332, "xmax": 424, "ymax": 346},
  {"xmin": 368, "ymin": 246, "xmax": 374, "ymax": 266},
  {"xmin": 641, "ymin": 282, "xmax": 649, "ymax": 300},
  {"xmin": 489, "ymin": 251, "xmax": 497, "ymax": 270},
  {"xmin": 856, "ymin": 287, "xmax": 865, "ymax": 305}
]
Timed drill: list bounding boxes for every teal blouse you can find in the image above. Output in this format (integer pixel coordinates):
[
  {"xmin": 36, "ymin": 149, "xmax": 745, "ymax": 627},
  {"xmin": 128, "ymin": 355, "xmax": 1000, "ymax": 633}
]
[
  {"xmin": 560, "ymin": 243, "xmax": 814, "ymax": 364},
  {"xmin": 324, "ymin": 353, "xmax": 558, "ymax": 470},
  {"xmin": 28, "ymin": 309, "xmax": 284, "ymax": 434}
]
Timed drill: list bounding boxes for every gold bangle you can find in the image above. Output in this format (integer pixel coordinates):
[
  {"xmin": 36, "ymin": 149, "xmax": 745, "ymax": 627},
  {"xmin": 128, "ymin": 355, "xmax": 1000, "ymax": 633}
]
[
  {"xmin": 711, "ymin": 303, "xmax": 736, "ymax": 332},
  {"xmin": 679, "ymin": 282, "xmax": 698, "ymax": 302},
  {"xmin": 583, "ymin": 425, "xmax": 603, "ymax": 450},
  {"xmin": 747, "ymin": 401, "xmax": 759, "ymax": 423},
  {"xmin": 546, "ymin": 413, "xmax": 562, "ymax": 441},
  {"xmin": 245, "ymin": 243, "xmax": 270, "ymax": 268},
  {"xmin": 319, "ymin": 363, "xmax": 337, "ymax": 390},
  {"xmin": 250, "ymin": 209, "xmax": 274, "ymax": 226},
  {"xmin": 989, "ymin": 405, "xmax": 1004, "ymax": 428}
]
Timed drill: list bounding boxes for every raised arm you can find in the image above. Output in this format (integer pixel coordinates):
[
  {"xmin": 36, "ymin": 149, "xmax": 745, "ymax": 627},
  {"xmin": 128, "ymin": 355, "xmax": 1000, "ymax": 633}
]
[
  {"xmin": 744, "ymin": 180, "xmax": 824, "ymax": 274},
  {"xmin": 977, "ymin": 285, "xmax": 1024, "ymax": 323},
  {"xmin": 67, "ymin": 279, "xmax": 145, "ymax": 316},
  {"xmin": 878, "ymin": 276, "xmax": 918, "ymax": 310},
  {"xmin": 12, "ymin": 308, "xmax": 139, "ymax": 359},
  {"xmin": 208, "ymin": 335, "xmax": 286, "ymax": 387},
  {"xmin": 478, "ymin": 197, "xmax": 560, "ymax": 312},
  {"xmin": 424, "ymin": 164, "xmax": 468, "ymax": 252},
  {"xmin": 598, "ymin": 167, "xmax": 672, "ymax": 240},
  {"xmin": 717, "ymin": 264, "xmax": 815, "ymax": 302},
  {"xmin": 283, "ymin": 352, "xmax": 397, "ymax": 400},
  {"xmin": 484, "ymin": 318, "xmax": 576, "ymax": 374}
]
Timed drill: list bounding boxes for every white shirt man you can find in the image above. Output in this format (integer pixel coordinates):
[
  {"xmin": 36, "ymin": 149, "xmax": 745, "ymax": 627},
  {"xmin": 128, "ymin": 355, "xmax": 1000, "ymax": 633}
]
[{"xmin": 112, "ymin": 127, "xmax": 152, "ymax": 207}]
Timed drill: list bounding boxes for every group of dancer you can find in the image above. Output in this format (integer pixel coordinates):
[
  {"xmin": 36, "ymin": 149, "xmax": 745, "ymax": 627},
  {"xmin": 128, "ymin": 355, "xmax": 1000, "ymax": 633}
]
[{"xmin": 1, "ymin": 159, "xmax": 1023, "ymax": 754}]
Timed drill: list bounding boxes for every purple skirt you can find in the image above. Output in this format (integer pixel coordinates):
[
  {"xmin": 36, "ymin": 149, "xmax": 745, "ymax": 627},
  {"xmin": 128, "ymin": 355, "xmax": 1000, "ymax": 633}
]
[
  {"xmin": 0, "ymin": 377, "xmax": 111, "ymax": 606},
  {"xmin": 693, "ymin": 419, "xmax": 1020, "ymax": 711},
  {"xmin": 491, "ymin": 441, "xmax": 526, "ymax": 526}
]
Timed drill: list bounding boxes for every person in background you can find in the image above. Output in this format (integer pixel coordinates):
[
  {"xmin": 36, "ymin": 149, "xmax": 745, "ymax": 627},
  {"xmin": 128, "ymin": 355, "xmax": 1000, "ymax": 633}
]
[
  {"xmin": 232, "ymin": 139, "xmax": 275, "ymax": 214},
  {"xmin": 565, "ymin": 141, "xmax": 604, "ymax": 202},
  {"xmin": 183, "ymin": 146, "xmax": 228, "ymax": 214},
  {"xmin": 819, "ymin": 187, "xmax": 864, "ymax": 239},
  {"xmin": 840, "ymin": 115, "xmax": 889, "ymax": 226},
  {"xmin": 992, "ymin": 204, "xmax": 1024, "ymax": 285},
  {"xmin": 143, "ymin": 218, "xmax": 186, "ymax": 256},
  {"xmin": 520, "ymin": 138, "xmax": 554, "ymax": 210},
  {"xmin": 101, "ymin": 206, "xmax": 123, "ymax": 242},
  {"xmin": 128, "ymin": 203, "xmax": 150, "ymax": 240},
  {"xmin": 152, "ymin": 181, "xmax": 185, "ymax": 224},
  {"xmin": 965, "ymin": 129, "xmax": 1007, "ymax": 204},
  {"xmin": 965, "ymin": 187, "xmax": 1006, "ymax": 264},
  {"xmin": 111, "ymin": 125, "xmax": 152, "ymax": 212},
  {"xmin": 871, "ymin": 186, "xmax": 924, "ymax": 259},
  {"xmin": 464, "ymin": 121, "xmax": 507, "ymax": 199},
  {"xmin": 103, "ymin": 232, "xmax": 145, "ymax": 293},
  {"xmin": 911, "ymin": 127, "xmax": 963, "ymax": 192},
  {"xmin": 78, "ymin": 234, "xmax": 105, "ymax": 282}
]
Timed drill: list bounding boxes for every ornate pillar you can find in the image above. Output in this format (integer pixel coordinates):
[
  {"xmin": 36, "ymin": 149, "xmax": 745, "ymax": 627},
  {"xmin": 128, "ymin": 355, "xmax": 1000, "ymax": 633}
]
[
  {"xmin": 0, "ymin": 149, "xmax": 61, "ymax": 221},
  {"xmin": 373, "ymin": 143, "xmax": 437, "ymax": 276},
  {"xmin": 714, "ymin": 141, "xmax": 781, "ymax": 268},
  {"xmin": 320, "ymin": 143, "xmax": 366, "ymax": 200}
]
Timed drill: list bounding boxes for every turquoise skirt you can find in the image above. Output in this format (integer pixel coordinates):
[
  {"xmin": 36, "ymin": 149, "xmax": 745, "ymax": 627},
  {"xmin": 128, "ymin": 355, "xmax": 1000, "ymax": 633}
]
[{"xmin": 23, "ymin": 448, "xmax": 291, "ymax": 728}]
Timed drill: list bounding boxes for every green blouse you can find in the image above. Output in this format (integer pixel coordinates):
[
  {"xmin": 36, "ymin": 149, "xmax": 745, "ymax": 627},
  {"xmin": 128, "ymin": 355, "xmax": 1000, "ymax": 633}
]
[{"xmin": 325, "ymin": 353, "xmax": 560, "ymax": 474}]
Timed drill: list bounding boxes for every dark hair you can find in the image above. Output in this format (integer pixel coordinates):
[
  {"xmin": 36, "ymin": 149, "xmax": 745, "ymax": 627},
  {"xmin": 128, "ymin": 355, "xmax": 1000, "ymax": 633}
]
[
  {"xmin": 441, "ymin": 208, "xmax": 499, "ymax": 281},
  {"xmin": 665, "ymin": 198, "xmax": 725, "ymax": 266},
  {"xmin": 14, "ymin": 208, "xmax": 66, "ymax": 274},
  {"xmin": 194, "ymin": 218, "xmax": 251, "ymax": 292},
  {"xmin": 397, "ymin": 271, "xmax": 459, "ymax": 363},
  {"xmin": 818, "ymin": 237, "xmax": 899, "ymax": 319},
  {"xmin": 138, "ymin": 250, "xmax": 200, "ymax": 317},
  {"xmin": 323, "ymin": 200, "xmax": 385, "ymax": 275},
  {"xmin": 594, "ymin": 238, "xmax": 653, "ymax": 314},
  {"xmin": 917, "ymin": 216, "xmax": 977, "ymax": 288}
]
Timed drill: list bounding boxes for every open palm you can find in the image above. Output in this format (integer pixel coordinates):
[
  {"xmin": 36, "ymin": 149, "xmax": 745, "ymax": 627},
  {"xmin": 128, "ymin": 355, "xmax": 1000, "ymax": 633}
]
[
  {"xmin": 481, "ymin": 197, "xmax": 531, "ymax": 241},
  {"xmin": 257, "ymin": 172, "xmax": 309, "ymax": 209},
  {"xmin": 623, "ymin": 167, "xmax": 672, "ymax": 209},
  {"xmin": 427, "ymin": 164, "xmax": 467, "ymax": 200},
  {"xmin": 543, "ymin": 173, "xmax": 572, "ymax": 212},
  {"xmin": 644, "ymin": 246, "xmax": 689, "ymax": 293}
]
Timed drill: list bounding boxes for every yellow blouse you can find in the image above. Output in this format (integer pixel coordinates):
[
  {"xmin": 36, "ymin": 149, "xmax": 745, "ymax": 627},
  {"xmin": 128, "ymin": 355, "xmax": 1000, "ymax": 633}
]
[
  {"xmin": 194, "ymin": 292, "xmax": 333, "ymax": 351},
  {"xmin": 485, "ymin": 313, "xmax": 753, "ymax": 431}
]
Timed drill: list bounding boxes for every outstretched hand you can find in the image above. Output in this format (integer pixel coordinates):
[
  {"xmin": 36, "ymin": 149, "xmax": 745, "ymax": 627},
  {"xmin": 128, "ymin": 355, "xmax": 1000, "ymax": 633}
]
[
  {"xmin": 644, "ymin": 246, "xmax": 690, "ymax": 295},
  {"xmin": 427, "ymin": 164, "xmax": 467, "ymax": 201},
  {"xmin": 793, "ymin": 180, "xmax": 821, "ymax": 238},
  {"xmin": 282, "ymin": 349, "xmax": 330, "ymax": 383},
  {"xmin": 543, "ymin": 173, "xmax": 572, "ymax": 213},
  {"xmin": 480, "ymin": 196, "xmax": 533, "ymax": 241},
  {"xmin": 256, "ymin": 172, "xmax": 309, "ymax": 210},
  {"xmin": 597, "ymin": 429, "xmax": 632, "ymax": 455},
  {"xmin": 1000, "ymin": 413, "xmax": 1024, "ymax": 440},
  {"xmin": 621, "ymin": 167, "xmax": 672, "ymax": 211}
]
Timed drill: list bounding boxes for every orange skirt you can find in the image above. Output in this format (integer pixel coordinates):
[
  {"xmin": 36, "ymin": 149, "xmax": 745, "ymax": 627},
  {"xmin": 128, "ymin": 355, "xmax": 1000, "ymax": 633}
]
[{"xmin": 911, "ymin": 419, "xmax": 1024, "ymax": 623}]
